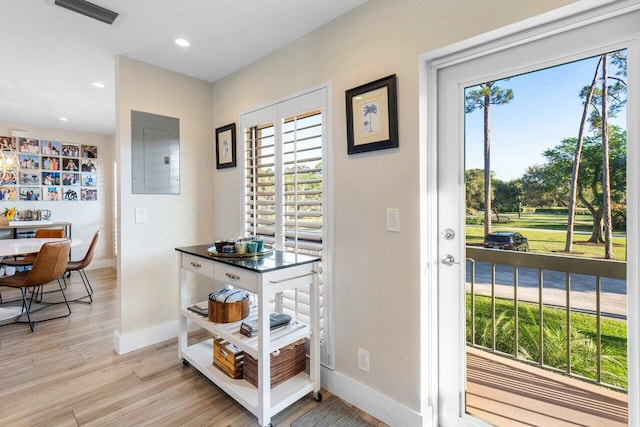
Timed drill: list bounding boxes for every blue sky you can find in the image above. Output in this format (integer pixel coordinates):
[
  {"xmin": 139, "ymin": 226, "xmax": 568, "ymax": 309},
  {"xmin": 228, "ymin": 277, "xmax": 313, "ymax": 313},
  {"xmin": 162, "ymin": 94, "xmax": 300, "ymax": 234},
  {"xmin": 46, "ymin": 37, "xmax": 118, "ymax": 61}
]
[{"xmin": 465, "ymin": 52, "xmax": 627, "ymax": 181}]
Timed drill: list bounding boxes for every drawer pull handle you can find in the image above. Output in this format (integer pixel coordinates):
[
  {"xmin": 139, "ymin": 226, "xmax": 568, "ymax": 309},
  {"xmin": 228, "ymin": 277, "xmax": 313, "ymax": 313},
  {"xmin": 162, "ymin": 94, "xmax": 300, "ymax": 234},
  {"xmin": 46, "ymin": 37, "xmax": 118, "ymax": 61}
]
[
  {"xmin": 190, "ymin": 262, "xmax": 202, "ymax": 268},
  {"xmin": 225, "ymin": 273, "xmax": 240, "ymax": 280}
]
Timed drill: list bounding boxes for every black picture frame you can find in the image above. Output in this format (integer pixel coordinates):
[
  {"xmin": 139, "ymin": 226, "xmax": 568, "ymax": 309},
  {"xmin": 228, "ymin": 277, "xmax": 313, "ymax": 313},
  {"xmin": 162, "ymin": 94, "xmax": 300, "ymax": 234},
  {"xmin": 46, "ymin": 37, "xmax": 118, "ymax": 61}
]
[
  {"xmin": 215, "ymin": 123, "xmax": 236, "ymax": 169},
  {"xmin": 346, "ymin": 74, "xmax": 398, "ymax": 154}
]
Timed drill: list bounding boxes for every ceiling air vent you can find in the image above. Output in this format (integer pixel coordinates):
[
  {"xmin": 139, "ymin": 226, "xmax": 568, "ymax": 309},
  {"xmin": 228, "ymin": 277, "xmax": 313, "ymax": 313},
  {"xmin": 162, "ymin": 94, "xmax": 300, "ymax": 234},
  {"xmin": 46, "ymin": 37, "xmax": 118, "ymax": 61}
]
[{"xmin": 54, "ymin": 0, "xmax": 119, "ymax": 25}]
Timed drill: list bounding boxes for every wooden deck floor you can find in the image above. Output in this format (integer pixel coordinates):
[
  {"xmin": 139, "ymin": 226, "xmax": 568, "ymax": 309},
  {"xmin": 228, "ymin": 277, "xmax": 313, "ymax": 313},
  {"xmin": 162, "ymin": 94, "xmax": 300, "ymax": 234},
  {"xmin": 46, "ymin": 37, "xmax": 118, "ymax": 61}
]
[{"xmin": 466, "ymin": 346, "xmax": 628, "ymax": 426}]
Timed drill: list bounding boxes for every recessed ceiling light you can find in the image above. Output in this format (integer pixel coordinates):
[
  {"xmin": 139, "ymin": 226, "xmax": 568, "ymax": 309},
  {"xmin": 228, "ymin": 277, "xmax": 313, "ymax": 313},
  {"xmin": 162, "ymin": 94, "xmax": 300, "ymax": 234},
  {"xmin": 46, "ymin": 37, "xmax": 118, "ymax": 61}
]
[
  {"xmin": 59, "ymin": 117, "xmax": 69, "ymax": 122},
  {"xmin": 175, "ymin": 38, "xmax": 190, "ymax": 47},
  {"xmin": 92, "ymin": 82, "xmax": 105, "ymax": 88}
]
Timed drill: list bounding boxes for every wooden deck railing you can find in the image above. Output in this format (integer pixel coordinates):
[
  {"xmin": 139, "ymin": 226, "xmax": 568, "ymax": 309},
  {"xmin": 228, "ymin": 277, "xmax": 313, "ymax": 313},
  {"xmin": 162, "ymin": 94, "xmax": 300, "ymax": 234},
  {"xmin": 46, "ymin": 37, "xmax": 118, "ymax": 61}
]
[{"xmin": 465, "ymin": 246, "xmax": 627, "ymax": 390}]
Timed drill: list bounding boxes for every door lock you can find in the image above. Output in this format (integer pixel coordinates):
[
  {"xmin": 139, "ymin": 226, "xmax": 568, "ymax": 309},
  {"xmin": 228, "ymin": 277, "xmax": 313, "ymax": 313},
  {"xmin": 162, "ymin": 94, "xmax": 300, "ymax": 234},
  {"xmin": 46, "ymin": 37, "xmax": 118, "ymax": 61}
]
[{"xmin": 441, "ymin": 228, "xmax": 455, "ymax": 240}]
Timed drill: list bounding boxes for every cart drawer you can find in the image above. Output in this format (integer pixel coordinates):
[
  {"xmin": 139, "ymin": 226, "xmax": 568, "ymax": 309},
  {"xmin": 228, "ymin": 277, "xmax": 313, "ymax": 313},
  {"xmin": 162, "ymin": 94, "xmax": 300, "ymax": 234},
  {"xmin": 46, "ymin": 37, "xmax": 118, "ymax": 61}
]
[
  {"xmin": 182, "ymin": 254, "xmax": 214, "ymax": 278},
  {"xmin": 214, "ymin": 265, "xmax": 258, "ymax": 292}
]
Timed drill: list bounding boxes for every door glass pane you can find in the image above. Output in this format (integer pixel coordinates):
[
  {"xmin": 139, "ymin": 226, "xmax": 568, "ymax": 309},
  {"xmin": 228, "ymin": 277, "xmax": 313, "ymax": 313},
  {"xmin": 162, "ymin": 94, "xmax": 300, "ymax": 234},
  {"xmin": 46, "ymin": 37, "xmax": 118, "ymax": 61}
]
[{"xmin": 464, "ymin": 50, "xmax": 628, "ymax": 426}]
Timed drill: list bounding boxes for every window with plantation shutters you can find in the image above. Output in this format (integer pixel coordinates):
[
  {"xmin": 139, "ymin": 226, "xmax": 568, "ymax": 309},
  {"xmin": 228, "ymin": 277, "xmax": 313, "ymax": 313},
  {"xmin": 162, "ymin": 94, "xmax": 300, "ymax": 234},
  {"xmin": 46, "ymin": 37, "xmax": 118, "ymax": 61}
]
[
  {"xmin": 245, "ymin": 122, "xmax": 276, "ymax": 241},
  {"xmin": 281, "ymin": 111, "xmax": 323, "ymax": 253},
  {"xmin": 241, "ymin": 86, "xmax": 331, "ymax": 367}
]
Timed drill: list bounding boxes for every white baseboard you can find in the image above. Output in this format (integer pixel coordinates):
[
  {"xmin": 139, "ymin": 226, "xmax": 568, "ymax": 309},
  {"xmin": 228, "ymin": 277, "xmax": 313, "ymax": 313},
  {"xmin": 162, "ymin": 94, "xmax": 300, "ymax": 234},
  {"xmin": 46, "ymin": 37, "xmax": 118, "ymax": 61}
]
[
  {"xmin": 321, "ymin": 367, "xmax": 431, "ymax": 426},
  {"xmin": 113, "ymin": 319, "xmax": 177, "ymax": 355},
  {"xmin": 86, "ymin": 259, "xmax": 113, "ymax": 270}
]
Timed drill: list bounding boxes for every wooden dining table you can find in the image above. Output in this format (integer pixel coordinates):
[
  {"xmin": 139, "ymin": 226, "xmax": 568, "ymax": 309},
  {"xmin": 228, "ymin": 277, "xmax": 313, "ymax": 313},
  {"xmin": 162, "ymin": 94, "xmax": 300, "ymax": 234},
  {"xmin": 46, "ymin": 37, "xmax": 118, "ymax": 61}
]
[{"xmin": 0, "ymin": 238, "xmax": 82, "ymax": 325}]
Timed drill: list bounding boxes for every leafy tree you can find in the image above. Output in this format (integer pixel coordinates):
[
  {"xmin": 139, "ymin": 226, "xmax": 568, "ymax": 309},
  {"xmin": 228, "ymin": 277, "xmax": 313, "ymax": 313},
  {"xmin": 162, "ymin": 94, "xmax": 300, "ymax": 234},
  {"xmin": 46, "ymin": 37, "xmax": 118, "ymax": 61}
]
[
  {"xmin": 583, "ymin": 53, "xmax": 627, "ymax": 131},
  {"xmin": 465, "ymin": 81, "xmax": 514, "ymax": 237},
  {"xmin": 566, "ymin": 51, "xmax": 626, "ymax": 258},
  {"xmin": 541, "ymin": 126, "xmax": 626, "ymax": 244},
  {"xmin": 593, "ymin": 51, "xmax": 627, "ymax": 258},
  {"xmin": 465, "ymin": 168, "xmax": 486, "ymax": 213},
  {"xmin": 521, "ymin": 165, "xmax": 558, "ymax": 208},
  {"xmin": 493, "ymin": 178, "xmax": 523, "ymax": 215},
  {"xmin": 611, "ymin": 203, "xmax": 627, "ymax": 231},
  {"xmin": 565, "ymin": 56, "xmax": 602, "ymax": 252},
  {"xmin": 466, "ymin": 171, "xmax": 522, "ymax": 220}
]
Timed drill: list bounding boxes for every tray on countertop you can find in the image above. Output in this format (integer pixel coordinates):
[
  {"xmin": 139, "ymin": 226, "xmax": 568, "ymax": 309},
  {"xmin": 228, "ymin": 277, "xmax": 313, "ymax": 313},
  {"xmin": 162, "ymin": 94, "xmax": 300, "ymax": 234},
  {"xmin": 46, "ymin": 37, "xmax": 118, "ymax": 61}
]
[{"xmin": 207, "ymin": 244, "xmax": 274, "ymax": 259}]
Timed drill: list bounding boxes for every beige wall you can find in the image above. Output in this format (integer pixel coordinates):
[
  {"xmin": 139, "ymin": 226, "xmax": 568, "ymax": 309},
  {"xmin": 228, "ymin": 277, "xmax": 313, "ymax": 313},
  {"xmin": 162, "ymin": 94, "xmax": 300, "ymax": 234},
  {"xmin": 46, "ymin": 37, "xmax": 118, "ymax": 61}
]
[
  {"xmin": 210, "ymin": 0, "xmax": 577, "ymax": 413},
  {"xmin": 0, "ymin": 121, "xmax": 113, "ymax": 267},
  {"xmin": 115, "ymin": 57, "xmax": 214, "ymax": 335}
]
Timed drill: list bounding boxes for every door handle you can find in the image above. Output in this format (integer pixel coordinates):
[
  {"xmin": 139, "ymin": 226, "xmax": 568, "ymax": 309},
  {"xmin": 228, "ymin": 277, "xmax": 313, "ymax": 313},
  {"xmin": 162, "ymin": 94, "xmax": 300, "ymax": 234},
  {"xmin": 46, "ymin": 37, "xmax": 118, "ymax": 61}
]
[{"xmin": 441, "ymin": 254, "xmax": 457, "ymax": 266}]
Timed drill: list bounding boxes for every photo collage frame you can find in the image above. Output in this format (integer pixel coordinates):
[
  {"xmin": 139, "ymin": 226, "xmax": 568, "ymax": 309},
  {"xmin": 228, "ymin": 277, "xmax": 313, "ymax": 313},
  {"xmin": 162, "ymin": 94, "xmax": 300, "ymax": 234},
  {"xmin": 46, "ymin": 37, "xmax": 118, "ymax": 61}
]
[{"xmin": 0, "ymin": 136, "xmax": 97, "ymax": 201}]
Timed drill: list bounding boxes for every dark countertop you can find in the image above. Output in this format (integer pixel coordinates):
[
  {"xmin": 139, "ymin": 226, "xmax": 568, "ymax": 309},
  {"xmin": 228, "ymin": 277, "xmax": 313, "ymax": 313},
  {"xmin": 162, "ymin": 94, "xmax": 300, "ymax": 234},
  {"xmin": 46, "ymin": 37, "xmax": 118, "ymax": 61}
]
[{"xmin": 176, "ymin": 244, "xmax": 321, "ymax": 273}]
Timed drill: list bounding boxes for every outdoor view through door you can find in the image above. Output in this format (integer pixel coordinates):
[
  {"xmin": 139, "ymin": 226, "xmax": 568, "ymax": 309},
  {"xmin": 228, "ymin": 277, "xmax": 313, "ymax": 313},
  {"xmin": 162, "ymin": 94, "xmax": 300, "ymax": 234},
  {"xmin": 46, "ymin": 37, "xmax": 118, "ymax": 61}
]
[{"xmin": 464, "ymin": 50, "xmax": 629, "ymax": 425}]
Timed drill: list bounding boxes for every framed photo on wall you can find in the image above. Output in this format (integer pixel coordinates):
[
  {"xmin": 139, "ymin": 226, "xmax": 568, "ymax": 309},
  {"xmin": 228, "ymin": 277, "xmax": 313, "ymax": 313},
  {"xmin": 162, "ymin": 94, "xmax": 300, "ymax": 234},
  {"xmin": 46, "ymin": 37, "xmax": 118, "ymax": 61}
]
[
  {"xmin": 346, "ymin": 74, "xmax": 398, "ymax": 154},
  {"xmin": 215, "ymin": 123, "xmax": 236, "ymax": 169}
]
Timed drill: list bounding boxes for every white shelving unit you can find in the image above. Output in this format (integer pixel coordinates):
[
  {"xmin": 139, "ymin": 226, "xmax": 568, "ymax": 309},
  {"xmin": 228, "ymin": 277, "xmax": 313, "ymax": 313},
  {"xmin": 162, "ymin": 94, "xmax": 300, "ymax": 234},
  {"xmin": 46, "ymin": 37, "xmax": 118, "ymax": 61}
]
[{"xmin": 176, "ymin": 245, "xmax": 322, "ymax": 427}]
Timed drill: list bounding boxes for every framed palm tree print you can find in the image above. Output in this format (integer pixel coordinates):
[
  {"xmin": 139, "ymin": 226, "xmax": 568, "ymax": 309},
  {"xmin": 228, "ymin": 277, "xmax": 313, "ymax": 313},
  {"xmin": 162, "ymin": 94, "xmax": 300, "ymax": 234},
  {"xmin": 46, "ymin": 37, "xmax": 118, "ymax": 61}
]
[{"xmin": 346, "ymin": 74, "xmax": 398, "ymax": 154}]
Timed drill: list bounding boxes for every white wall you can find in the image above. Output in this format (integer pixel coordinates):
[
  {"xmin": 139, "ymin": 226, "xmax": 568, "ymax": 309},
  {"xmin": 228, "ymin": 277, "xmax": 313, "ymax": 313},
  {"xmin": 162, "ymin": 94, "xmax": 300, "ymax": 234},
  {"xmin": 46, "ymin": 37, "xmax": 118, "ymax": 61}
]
[
  {"xmin": 0, "ymin": 121, "xmax": 113, "ymax": 267},
  {"xmin": 210, "ymin": 0, "xmax": 578, "ymax": 421},
  {"xmin": 114, "ymin": 57, "xmax": 214, "ymax": 340}
]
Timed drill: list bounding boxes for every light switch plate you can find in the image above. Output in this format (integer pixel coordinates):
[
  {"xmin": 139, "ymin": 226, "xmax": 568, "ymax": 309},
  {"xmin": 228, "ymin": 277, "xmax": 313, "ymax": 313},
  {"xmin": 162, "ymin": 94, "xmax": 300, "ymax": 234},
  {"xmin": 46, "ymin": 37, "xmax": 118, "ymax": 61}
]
[
  {"xmin": 135, "ymin": 207, "xmax": 147, "ymax": 223},
  {"xmin": 386, "ymin": 208, "xmax": 400, "ymax": 232}
]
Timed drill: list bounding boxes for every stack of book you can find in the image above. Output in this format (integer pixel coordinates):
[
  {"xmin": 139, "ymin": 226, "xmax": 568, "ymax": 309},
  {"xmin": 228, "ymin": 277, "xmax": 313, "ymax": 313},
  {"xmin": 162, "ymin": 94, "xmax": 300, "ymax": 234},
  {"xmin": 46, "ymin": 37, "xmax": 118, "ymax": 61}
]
[{"xmin": 239, "ymin": 312, "xmax": 292, "ymax": 337}]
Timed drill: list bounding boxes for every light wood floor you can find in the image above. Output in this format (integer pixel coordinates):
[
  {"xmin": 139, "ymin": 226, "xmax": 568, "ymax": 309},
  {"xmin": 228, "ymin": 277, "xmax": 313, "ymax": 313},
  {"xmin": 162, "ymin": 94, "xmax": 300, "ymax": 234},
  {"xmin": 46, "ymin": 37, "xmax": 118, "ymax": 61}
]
[{"xmin": 0, "ymin": 268, "xmax": 386, "ymax": 426}]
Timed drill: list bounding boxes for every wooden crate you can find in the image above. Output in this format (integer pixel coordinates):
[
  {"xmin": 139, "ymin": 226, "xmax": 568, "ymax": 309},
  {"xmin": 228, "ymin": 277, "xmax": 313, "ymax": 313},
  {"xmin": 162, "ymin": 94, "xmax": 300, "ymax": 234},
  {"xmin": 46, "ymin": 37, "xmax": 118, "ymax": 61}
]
[
  {"xmin": 213, "ymin": 338, "xmax": 244, "ymax": 379},
  {"xmin": 244, "ymin": 339, "xmax": 306, "ymax": 388}
]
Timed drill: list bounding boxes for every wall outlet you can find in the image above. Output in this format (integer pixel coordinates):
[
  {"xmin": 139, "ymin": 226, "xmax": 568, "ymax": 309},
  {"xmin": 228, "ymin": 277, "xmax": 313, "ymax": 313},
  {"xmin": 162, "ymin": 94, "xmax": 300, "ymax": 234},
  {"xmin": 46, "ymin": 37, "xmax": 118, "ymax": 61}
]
[{"xmin": 358, "ymin": 347, "xmax": 370, "ymax": 372}]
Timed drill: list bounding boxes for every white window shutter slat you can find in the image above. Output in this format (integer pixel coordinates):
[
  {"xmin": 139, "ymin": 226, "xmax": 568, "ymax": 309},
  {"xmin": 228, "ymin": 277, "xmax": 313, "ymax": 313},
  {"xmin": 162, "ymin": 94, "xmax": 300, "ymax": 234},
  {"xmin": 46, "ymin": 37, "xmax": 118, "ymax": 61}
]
[{"xmin": 242, "ymin": 88, "xmax": 330, "ymax": 366}]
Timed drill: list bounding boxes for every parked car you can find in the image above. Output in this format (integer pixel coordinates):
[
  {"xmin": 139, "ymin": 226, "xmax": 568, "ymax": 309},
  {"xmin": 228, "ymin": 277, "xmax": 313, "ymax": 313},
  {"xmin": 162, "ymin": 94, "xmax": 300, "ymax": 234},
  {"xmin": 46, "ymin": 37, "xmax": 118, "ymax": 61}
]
[{"xmin": 483, "ymin": 231, "xmax": 529, "ymax": 251}]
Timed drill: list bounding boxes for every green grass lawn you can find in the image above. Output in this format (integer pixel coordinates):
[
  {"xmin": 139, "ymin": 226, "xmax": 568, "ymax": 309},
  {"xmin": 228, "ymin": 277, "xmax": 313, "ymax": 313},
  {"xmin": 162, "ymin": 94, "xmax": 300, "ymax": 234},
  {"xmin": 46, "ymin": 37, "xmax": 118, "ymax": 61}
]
[
  {"xmin": 493, "ymin": 212, "xmax": 595, "ymax": 231},
  {"xmin": 467, "ymin": 294, "xmax": 628, "ymax": 389},
  {"xmin": 466, "ymin": 213, "xmax": 627, "ymax": 260}
]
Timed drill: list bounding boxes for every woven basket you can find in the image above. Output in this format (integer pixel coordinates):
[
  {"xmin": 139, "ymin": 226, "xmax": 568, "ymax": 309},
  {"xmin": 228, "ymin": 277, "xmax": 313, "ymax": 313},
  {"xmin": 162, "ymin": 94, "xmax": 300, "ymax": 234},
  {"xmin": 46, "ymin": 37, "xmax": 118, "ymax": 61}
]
[{"xmin": 244, "ymin": 339, "xmax": 306, "ymax": 388}]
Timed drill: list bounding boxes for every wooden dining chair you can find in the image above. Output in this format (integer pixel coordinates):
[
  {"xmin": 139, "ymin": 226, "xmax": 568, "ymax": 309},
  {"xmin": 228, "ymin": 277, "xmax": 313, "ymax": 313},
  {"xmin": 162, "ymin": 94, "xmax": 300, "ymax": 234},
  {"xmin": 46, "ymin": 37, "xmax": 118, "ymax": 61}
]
[
  {"xmin": 1, "ymin": 228, "xmax": 65, "ymax": 270},
  {"xmin": 64, "ymin": 230, "xmax": 99, "ymax": 303},
  {"xmin": 0, "ymin": 240, "xmax": 71, "ymax": 331}
]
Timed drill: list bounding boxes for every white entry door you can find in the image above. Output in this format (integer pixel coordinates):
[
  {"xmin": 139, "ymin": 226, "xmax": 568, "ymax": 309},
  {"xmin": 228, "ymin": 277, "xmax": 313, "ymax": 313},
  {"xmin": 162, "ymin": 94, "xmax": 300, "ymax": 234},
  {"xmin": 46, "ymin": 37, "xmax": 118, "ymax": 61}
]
[{"xmin": 431, "ymin": 4, "xmax": 639, "ymax": 426}]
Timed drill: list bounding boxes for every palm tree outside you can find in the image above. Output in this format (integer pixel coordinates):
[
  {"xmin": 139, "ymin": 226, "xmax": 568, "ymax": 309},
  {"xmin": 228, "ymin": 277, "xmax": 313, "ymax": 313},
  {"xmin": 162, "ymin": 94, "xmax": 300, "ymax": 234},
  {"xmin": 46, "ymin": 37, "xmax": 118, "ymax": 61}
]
[{"xmin": 464, "ymin": 81, "xmax": 514, "ymax": 237}]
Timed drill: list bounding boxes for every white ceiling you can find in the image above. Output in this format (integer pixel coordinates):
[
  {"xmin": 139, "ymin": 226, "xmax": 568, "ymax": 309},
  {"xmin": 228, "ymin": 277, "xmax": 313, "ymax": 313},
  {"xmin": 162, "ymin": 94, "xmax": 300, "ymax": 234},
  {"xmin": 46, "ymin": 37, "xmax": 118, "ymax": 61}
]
[{"xmin": 1, "ymin": 0, "xmax": 367, "ymax": 135}]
